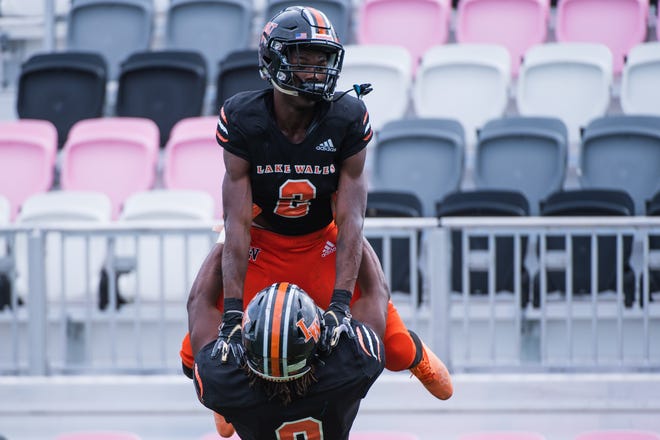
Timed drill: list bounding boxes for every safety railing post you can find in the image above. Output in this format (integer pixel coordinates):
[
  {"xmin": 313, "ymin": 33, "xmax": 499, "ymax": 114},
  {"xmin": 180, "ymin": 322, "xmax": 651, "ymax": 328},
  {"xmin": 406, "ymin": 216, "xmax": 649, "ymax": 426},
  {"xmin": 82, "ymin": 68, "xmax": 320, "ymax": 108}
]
[
  {"xmin": 429, "ymin": 227, "xmax": 452, "ymax": 371},
  {"xmin": 27, "ymin": 229, "xmax": 48, "ymax": 375}
]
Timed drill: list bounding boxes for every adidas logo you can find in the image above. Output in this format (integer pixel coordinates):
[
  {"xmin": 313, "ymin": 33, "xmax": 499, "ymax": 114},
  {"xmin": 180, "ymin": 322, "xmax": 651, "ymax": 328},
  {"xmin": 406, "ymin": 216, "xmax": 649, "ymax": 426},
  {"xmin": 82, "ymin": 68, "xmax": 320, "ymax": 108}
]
[
  {"xmin": 315, "ymin": 139, "xmax": 336, "ymax": 152},
  {"xmin": 321, "ymin": 241, "xmax": 336, "ymax": 257}
]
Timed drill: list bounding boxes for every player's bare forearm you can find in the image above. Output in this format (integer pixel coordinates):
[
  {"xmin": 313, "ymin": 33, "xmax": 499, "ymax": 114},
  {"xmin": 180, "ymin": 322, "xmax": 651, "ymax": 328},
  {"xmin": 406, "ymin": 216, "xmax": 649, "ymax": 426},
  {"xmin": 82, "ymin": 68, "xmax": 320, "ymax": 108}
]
[
  {"xmin": 334, "ymin": 149, "xmax": 367, "ymax": 293},
  {"xmin": 352, "ymin": 238, "xmax": 389, "ymax": 338},
  {"xmin": 221, "ymin": 150, "xmax": 253, "ymax": 301},
  {"xmin": 187, "ymin": 243, "xmax": 224, "ymax": 355}
]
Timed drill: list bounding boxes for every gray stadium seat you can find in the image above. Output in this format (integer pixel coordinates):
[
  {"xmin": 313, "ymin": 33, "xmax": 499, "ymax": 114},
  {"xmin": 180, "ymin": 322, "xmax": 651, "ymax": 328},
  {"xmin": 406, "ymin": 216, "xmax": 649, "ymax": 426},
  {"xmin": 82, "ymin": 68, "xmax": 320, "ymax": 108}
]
[
  {"xmin": 474, "ymin": 116, "xmax": 568, "ymax": 215},
  {"xmin": 215, "ymin": 49, "xmax": 270, "ymax": 109},
  {"xmin": 264, "ymin": 0, "xmax": 353, "ymax": 43},
  {"xmin": 115, "ymin": 50, "xmax": 207, "ymax": 146},
  {"xmin": 165, "ymin": 0, "xmax": 253, "ymax": 82},
  {"xmin": 66, "ymin": 0, "xmax": 154, "ymax": 79},
  {"xmin": 17, "ymin": 52, "xmax": 107, "ymax": 148},
  {"xmin": 580, "ymin": 115, "xmax": 660, "ymax": 215},
  {"xmin": 370, "ymin": 118, "xmax": 465, "ymax": 217}
]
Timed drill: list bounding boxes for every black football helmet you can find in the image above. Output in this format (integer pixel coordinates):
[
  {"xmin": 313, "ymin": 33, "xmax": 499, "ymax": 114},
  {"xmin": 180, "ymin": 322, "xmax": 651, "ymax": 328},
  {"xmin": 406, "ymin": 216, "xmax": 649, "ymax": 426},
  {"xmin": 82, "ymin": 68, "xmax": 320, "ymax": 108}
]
[
  {"xmin": 258, "ymin": 6, "xmax": 344, "ymax": 101},
  {"xmin": 242, "ymin": 282, "xmax": 323, "ymax": 382}
]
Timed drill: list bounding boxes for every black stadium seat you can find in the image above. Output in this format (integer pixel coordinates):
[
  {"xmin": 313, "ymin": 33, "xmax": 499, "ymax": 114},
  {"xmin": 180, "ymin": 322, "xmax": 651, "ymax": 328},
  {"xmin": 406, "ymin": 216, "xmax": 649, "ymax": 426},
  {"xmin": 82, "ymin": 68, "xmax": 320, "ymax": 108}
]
[
  {"xmin": 115, "ymin": 50, "xmax": 207, "ymax": 147},
  {"xmin": 436, "ymin": 189, "xmax": 530, "ymax": 306},
  {"xmin": 646, "ymin": 190, "xmax": 660, "ymax": 297},
  {"xmin": 215, "ymin": 49, "xmax": 270, "ymax": 109},
  {"xmin": 17, "ymin": 51, "xmax": 107, "ymax": 148},
  {"xmin": 366, "ymin": 191, "xmax": 423, "ymax": 297},
  {"xmin": 536, "ymin": 189, "xmax": 636, "ymax": 307}
]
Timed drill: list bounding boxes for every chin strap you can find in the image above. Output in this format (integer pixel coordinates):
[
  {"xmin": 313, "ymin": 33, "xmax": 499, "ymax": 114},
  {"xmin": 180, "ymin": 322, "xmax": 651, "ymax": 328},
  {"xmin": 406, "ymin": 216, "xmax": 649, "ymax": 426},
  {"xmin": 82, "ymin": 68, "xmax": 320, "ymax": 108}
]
[{"xmin": 331, "ymin": 83, "xmax": 373, "ymax": 102}]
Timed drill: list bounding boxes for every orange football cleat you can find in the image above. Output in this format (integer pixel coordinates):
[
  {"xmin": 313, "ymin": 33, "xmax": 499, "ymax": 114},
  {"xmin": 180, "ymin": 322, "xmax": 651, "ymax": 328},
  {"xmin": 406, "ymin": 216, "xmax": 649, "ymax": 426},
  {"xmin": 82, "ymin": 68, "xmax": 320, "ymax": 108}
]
[
  {"xmin": 214, "ymin": 412, "xmax": 236, "ymax": 438},
  {"xmin": 409, "ymin": 342, "xmax": 453, "ymax": 400}
]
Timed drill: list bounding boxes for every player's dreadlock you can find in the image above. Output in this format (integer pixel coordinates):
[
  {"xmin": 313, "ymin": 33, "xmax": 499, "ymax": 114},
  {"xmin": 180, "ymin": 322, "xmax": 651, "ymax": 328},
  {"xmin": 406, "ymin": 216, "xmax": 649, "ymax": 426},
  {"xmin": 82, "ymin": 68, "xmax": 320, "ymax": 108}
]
[{"xmin": 244, "ymin": 363, "xmax": 318, "ymax": 406}]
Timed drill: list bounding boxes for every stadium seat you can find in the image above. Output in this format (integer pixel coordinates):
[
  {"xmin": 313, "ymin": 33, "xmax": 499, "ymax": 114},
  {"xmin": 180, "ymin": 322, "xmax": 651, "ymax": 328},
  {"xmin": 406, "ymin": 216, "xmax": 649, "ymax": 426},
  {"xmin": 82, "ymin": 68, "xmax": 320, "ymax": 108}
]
[
  {"xmin": 264, "ymin": 0, "xmax": 353, "ymax": 43},
  {"xmin": 370, "ymin": 118, "xmax": 465, "ymax": 217},
  {"xmin": 646, "ymin": 190, "xmax": 660, "ymax": 296},
  {"xmin": 163, "ymin": 116, "xmax": 225, "ymax": 220},
  {"xmin": 112, "ymin": 189, "xmax": 215, "ymax": 303},
  {"xmin": 575, "ymin": 431, "xmax": 660, "ymax": 440},
  {"xmin": 555, "ymin": 0, "xmax": 649, "ymax": 74},
  {"xmin": 0, "ymin": 196, "xmax": 9, "ymax": 225},
  {"xmin": 413, "ymin": 43, "xmax": 511, "ymax": 158},
  {"xmin": 455, "ymin": 0, "xmax": 551, "ymax": 76},
  {"xmin": 0, "ymin": 0, "xmax": 70, "ymax": 15},
  {"xmin": 459, "ymin": 432, "xmax": 546, "ymax": 440},
  {"xmin": 165, "ymin": 0, "xmax": 254, "ymax": 82},
  {"xmin": 15, "ymin": 190, "xmax": 112, "ymax": 304},
  {"xmin": 54, "ymin": 431, "xmax": 142, "ymax": 440},
  {"xmin": 66, "ymin": 0, "xmax": 154, "ymax": 79},
  {"xmin": 366, "ymin": 191, "xmax": 423, "ymax": 295},
  {"xmin": 516, "ymin": 42, "xmax": 613, "ymax": 162},
  {"xmin": 0, "ymin": 195, "xmax": 10, "ymax": 309},
  {"xmin": 336, "ymin": 44, "xmax": 412, "ymax": 132},
  {"xmin": 0, "ymin": 119, "xmax": 57, "ymax": 220},
  {"xmin": 199, "ymin": 432, "xmax": 241, "ymax": 440},
  {"xmin": 436, "ymin": 189, "xmax": 530, "ymax": 302},
  {"xmin": 60, "ymin": 117, "xmax": 160, "ymax": 219},
  {"xmin": 473, "ymin": 116, "xmax": 568, "ymax": 215},
  {"xmin": 350, "ymin": 432, "xmax": 420, "ymax": 440},
  {"xmin": 536, "ymin": 189, "xmax": 636, "ymax": 307},
  {"xmin": 579, "ymin": 115, "xmax": 660, "ymax": 215},
  {"xmin": 215, "ymin": 49, "xmax": 270, "ymax": 109},
  {"xmin": 115, "ymin": 50, "xmax": 208, "ymax": 146},
  {"xmin": 620, "ymin": 42, "xmax": 660, "ymax": 116},
  {"xmin": 356, "ymin": 0, "xmax": 452, "ymax": 74},
  {"xmin": 17, "ymin": 191, "xmax": 112, "ymax": 224},
  {"xmin": 119, "ymin": 189, "xmax": 215, "ymax": 221},
  {"xmin": 16, "ymin": 52, "xmax": 107, "ymax": 148},
  {"xmin": 366, "ymin": 191, "xmax": 424, "ymax": 218}
]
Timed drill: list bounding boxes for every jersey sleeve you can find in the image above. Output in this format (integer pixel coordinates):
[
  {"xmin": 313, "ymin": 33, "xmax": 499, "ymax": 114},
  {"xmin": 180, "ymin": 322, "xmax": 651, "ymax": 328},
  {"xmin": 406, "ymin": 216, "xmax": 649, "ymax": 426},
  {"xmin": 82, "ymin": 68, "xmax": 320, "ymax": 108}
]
[
  {"xmin": 216, "ymin": 101, "xmax": 250, "ymax": 161},
  {"xmin": 353, "ymin": 322, "xmax": 385, "ymax": 375},
  {"xmin": 340, "ymin": 98, "xmax": 373, "ymax": 160}
]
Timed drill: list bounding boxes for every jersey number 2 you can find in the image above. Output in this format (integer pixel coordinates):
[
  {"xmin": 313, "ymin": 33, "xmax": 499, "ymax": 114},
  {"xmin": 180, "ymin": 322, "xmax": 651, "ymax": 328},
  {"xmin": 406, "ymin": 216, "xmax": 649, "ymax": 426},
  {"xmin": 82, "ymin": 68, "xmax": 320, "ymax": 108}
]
[
  {"xmin": 276, "ymin": 417, "xmax": 323, "ymax": 440},
  {"xmin": 274, "ymin": 179, "xmax": 316, "ymax": 218}
]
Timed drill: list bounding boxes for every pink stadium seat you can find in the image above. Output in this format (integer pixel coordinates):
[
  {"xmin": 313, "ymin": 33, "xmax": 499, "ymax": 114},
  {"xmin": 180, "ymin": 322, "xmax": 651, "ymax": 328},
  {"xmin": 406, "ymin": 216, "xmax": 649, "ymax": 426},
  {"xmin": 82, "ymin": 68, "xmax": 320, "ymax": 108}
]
[
  {"xmin": 350, "ymin": 432, "xmax": 419, "ymax": 440},
  {"xmin": 460, "ymin": 432, "xmax": 546, "ymax": 440},
  {"xmin": 575, "ymin": 431, "xmax": 660, "ymax": 440},
  {"xmin": 60, "ymin": 117, "xmax": 159, "ymax": 219},
  {"xmin": 199, "ymin": 432, "xmax": 241, "ymax": 440},
  {"xmin": 356, "ymin": 0, "xmax": 452, "ymax": 74},
  {"xmin": 54, "ymin": 431, "xmax": 142, "ymax": 440},
  {"xmin": 163, "ymin": 116, "xmax": 224, "ymax": 220},
  {"xmin": 0, "ymin": 119, "xmax": 57, "ymax": 220},
  {"xmin": 555, "ymin": 0, "xmax": 649, "ymax": 74},
  {"xmin": 455, "ymin": 0, "xmax": 550, "ymax": 76}
]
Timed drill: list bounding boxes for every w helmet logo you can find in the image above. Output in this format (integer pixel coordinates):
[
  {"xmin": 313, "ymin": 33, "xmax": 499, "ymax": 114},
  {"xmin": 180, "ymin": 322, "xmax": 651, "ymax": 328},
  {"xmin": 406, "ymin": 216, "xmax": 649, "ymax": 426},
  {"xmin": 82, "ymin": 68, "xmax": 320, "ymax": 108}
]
[{"xmin": 297, "ymin": 314, "xmax": 321, "ymax": 343}]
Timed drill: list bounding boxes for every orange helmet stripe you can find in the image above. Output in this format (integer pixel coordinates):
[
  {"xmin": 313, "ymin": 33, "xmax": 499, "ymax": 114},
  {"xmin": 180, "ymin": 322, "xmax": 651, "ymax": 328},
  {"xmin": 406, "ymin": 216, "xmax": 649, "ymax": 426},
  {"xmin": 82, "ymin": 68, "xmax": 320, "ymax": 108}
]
[
  {"xmin": 268, "ymin": 282, "xmax": 289, "ymax": 377},
  {"xmin": 308, "ymin": 7, "xmax": 329, "ymax": 34}
]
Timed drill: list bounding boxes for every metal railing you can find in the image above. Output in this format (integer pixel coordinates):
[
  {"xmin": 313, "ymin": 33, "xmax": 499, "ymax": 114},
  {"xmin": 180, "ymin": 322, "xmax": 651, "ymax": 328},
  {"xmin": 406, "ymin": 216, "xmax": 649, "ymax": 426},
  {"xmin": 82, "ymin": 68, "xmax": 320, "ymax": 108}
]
[{"xmin": 1, "ymin": 217, "xmax": 659, "ymax": 376}]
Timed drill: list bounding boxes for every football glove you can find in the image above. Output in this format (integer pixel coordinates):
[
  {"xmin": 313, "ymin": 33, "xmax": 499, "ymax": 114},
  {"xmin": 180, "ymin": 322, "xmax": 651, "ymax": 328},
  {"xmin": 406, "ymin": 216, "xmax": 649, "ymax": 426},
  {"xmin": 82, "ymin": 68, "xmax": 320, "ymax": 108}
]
[
  {"xmin": 321, "ymin": 289, "xmax": 355, "ymax": 352},
  {"xmin": 211, "ymin": 298, "xmax": 244, "ymax": 364}
]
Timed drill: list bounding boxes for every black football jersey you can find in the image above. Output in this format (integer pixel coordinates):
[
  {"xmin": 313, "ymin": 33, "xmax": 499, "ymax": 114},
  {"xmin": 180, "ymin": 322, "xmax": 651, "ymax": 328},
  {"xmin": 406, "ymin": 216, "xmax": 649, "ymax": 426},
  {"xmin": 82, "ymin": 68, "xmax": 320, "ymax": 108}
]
[
  {"xmin": 193, "ymin": 320, "xmax": 385, "ymax": 440},
  {"xmin": 216, "ymin": 89, "xmax": 373, "ymax": 235}
]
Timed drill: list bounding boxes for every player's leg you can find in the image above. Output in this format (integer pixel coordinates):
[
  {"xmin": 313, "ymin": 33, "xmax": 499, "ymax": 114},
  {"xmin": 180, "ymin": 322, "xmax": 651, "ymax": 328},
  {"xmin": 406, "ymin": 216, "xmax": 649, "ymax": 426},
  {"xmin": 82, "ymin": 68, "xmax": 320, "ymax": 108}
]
[{"xmin": 359, "ymin": 237, "xmax": 453, "ymax": 400}]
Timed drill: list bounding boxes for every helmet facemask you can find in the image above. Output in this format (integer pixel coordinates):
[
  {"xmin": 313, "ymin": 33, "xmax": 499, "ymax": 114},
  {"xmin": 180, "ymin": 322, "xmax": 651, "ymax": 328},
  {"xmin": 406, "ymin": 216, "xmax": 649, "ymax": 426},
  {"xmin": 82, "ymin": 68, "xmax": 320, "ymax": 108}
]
[{"xmin": 259, "ymin": 6, "xmax": 345, "ymax": 101}]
